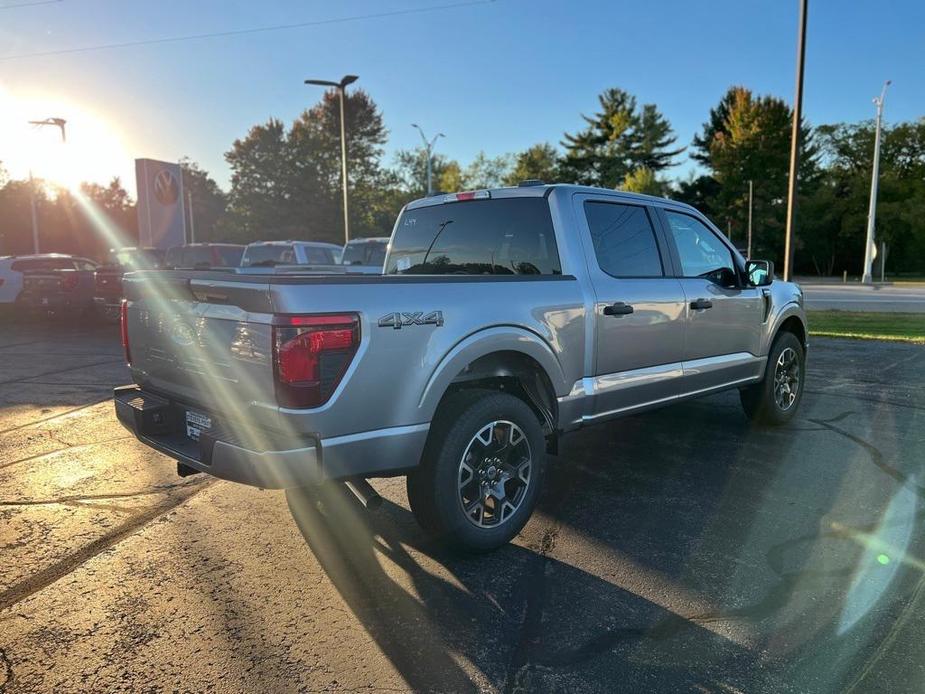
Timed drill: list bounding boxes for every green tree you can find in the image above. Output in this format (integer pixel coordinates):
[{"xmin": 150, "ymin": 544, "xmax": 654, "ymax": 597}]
[
  {"xmin": 560, "ymin": 88, "xmax": 683, "ymax": 187},
  {"xmin": 461, "ymin": 151, "xmax": 514, "ymax": 189},
  {"xmin": 504, "ymin": 143, "xmax": 561, "ymax": 185},
  {"xmin": 687, "ymin": 86, "xmax": 816, "ymax": 263},
  {"xmin": 801, "ymin": 119, "xmax": 925, "ymax": 275},
  {"xmin": 180, "ymin": 159, "xmax": 227, "ymax": 243},
  {"xmin": 391, "ymin": 148, "xmax": 458, "ymax": 197},
  {"xmin": 619, "ymin": 166, "xmax": 668, "ymax": 196},
  {"xmin": 225, "ymin": 89, "xmax": 392, "ymax": 244}
]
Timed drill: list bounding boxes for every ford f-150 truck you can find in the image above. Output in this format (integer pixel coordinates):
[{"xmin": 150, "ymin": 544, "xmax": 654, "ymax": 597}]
[{"xmin": 115, "ymin": 184, "xmax": 807, "ymax": 552}]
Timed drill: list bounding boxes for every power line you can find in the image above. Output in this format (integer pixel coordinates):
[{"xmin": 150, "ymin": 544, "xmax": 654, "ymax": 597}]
[
  {"xmin": 0, "ymin": 0, "xmax": 496, "ymax": 61},
  {"xmin": 0, "ymin": 0, "xmax": 63, "ymax": 9}
]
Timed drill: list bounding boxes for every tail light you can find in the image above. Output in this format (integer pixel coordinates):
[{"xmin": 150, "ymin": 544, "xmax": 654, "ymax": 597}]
[
  {"xmin": 444, "ymin": 190, "xmax": 490, "ymax": 203},
  {"xmin": 60, "ymin": 273, "xmax": 79, "ymax": 291},
  {"xmin": 120, "ymin": 299, "xmax": 131, "ymax": 366},
  {"xmin": 272, "ymin": 314, "xmax": 360, "ymax": 408}
]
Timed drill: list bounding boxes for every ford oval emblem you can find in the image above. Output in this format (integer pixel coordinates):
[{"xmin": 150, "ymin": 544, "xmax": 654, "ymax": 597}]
[{"xmin": 170, "ymin": 321, "xmax": 196, "ymax": 347}]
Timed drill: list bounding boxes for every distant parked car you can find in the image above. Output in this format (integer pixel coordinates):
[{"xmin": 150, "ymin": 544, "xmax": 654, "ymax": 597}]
[
  {"xmin": 1, "ymin": 254, "xmax": 77, "ymax": 311},
  {"xmin": 341, "ymin": 237, "xmax": 389, "ymax": 272},
  {"xmin": 164, "ymin": 243, "xmax": 244, "ymax": 270},
  {"xmin": 16, "ymin": 255, "xmax": 99, "ymax": 318},
  {"xmin": 240, "ymin": 241, "xmax": 343, "ymax": 268},
  {"xmin": 94, "ymin": 247, "xmax": 166, "ymax": 322}
]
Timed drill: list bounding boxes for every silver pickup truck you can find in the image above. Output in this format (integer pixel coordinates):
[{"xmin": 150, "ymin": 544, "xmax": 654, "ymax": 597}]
[{"xmin": 114, "ymin": 184, "xmax": 807, "ymax": 552}]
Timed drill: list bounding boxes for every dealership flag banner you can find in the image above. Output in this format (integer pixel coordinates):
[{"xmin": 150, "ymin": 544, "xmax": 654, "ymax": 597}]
[{"xmin": 135, "ymin": 159, "xmax": 187, "ymax": 249}]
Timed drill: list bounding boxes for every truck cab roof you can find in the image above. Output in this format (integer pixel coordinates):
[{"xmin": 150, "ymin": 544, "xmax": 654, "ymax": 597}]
[{"xmin": 405, "ymin": 183, "xmax": 699, "ymax": 214}]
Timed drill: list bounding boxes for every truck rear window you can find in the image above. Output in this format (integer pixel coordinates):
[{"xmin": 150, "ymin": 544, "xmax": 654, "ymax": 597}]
[{"xmin": 385, "ymin": 198, "xmax": 561, "ymax": 276}]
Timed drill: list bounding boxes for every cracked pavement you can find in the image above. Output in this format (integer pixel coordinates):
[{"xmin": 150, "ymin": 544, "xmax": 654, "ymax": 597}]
[{"xmin": 1, "ymin": 320, "xmax": 924, "ymax": 692}]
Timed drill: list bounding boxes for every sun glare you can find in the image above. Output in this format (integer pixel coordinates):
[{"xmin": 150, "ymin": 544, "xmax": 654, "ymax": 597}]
[{"xmin": 0, "ymin": 87, "xmax": 133, "ymax": 193}]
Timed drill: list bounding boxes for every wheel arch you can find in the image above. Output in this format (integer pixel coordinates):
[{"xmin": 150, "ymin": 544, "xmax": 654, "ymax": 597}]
[
  {"xmin": 774, "ymin": 310, "xmax": 807, "ymax": 350},
  {"xmin": 419, "ymin": 327, "xmax": 568, "ymax": 446}
]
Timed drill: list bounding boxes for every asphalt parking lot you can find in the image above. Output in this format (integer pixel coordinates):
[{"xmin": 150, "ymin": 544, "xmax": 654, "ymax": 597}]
[{"xmin": 1, "ymin": 320, "xmax": 924, "ymax": 693}]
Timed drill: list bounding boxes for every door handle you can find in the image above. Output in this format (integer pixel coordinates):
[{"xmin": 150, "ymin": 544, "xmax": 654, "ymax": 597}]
[
  {"xmin": 603, "ymin": 302, "xmax": 634, "ymax": 316},
  {"xmin": 690, "ymin": 298, "xmax": 713, "ymax": 310}
]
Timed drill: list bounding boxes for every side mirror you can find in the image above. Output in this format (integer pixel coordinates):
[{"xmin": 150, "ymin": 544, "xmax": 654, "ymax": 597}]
[{"xmin": 746, "ymin": 260, "xmax": 774, "ymax": 287}]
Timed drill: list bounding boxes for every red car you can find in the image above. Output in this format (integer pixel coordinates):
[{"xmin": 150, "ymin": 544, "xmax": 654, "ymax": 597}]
[{"xmin": 94, "ymin": 247, "xmax": 166, "ymax": 322}]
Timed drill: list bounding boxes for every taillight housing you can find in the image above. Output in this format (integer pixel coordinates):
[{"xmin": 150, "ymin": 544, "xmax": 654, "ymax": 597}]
[
  {"xmin": 60, "ymin": 273, "xmax": 79, "ymax": 291},
  {"xmin": 120, "ymin": 299, "xmax": 131, "ymax": 366},
  {"xmin": 272, "ymin": 314, "xmax": 360, "ymax": 409}
]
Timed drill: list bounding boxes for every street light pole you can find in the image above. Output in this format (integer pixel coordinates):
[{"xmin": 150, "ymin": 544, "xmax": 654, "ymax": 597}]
[
  {"xmin": 26, "ymin": 117, "xmax": 67, "ymax": 254},
  {"xmin": 862, "ymin": 80, "xmax": 891, "ymax": 285},
  {"xmin": 411, "ymin": 124, "xmax": 445, "ymax": 196},
  {"xmin": 305, "ymin": 75, "xmax": 358, "ymax": 245},
  {"xmin": 783, "ymin": 0, "xmax": 807, "ymax": 282}
]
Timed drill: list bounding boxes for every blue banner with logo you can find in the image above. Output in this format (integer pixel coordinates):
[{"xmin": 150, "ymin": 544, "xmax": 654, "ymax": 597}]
[{"xmin": 135, "ymin": 159, "xmax": 187, "ymax": 250}]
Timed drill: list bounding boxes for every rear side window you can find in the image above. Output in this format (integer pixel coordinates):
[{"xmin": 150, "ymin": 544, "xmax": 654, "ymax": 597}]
[
  {"xmin": 584, "ymin": 202, "xmax": 663, "ymax": 278},
  {"xmin": 304, "ymin": 247, "xmax": 335, "ymax": 264},
  {"xmin": 386, "ymin": 198, "xmax": 561, "ymax": 275},
  {"xmin": 183, "ymin": 246, "xmax": 215, "ymax": 268},
  {"xmin": 343, "ymin": 241, "xmax": 387, "ymax": 266},
  {"xmin": 242, "ymin": 245, "xmax": 295, "ymax": 267}
]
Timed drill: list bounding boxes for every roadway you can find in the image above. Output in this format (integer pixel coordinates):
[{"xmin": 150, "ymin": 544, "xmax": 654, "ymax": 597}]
[
  {"xmin": 1, "ymin": 320, "xmax": 924, "ymax": 692},
  {"xmin": 800, "ymin": 282, "xmax": 925, "ymax": 313}
]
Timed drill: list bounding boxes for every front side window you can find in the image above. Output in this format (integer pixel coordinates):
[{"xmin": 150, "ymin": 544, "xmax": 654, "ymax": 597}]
[
  {"xmin": 386, "ymin": 198, "xmax": 561, "ymax": 275},
  {"xmin": 584, "ymin": 201, "xmax": 663, "ymax": 278},
  {"xmin": 217, "ymin": 246, "xmax": 244, "ymax": 267},
  {"xmin": 664, "ymin": 211, "xmax": 736, "ymax": 285}
]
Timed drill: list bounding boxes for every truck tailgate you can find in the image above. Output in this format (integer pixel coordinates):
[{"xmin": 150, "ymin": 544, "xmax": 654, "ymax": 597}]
[{"xmin": 123, "ymin": 273, "xmax": 278, "ymax": 428}]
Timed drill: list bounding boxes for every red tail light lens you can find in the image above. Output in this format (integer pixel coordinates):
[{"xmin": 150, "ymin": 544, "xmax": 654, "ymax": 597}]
[
  {"xmin": 60, "ymin": 273, "xmax": 79, "ymax": 291},
  {"xmin": 272, "ymin": 314, "xmax": 360, "ymax": 408},
  {"xmin": 120, "ymin": 300, "xmax": 131, "ymax": 366}
]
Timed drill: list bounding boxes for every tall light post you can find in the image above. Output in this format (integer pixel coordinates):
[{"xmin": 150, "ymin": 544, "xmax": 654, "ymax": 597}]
[
  {"xmin": 27, "ymin": 117, "xmax": 67, "ymax": 254},
  {"xmin": 305, "ymin": 74, "xmax": 358, "ymax": 245},
  {"xmin": 411, "ymin": 124, "xmax": 445, "ymax": 196},
  {"xmin": 783, "ymin": 0, "xmax": 807, "ymax": 282},
  {"xmin": 862, "ymin": 80, "xmax": 892, "ymax": 285}
]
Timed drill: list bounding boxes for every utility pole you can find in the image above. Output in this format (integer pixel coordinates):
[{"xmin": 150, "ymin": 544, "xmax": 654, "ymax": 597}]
[
  {"xmin": 305, "ymin": 75, "xmax": 359, "ymax": 245},
  {"xmin": 411, "ymin": 124, "xmax": 445, "ymax": 196},
  {"xmin": 783, "ymin": 0, "xmax": 807, "ymax": 282},
  {"xmin": 862, "ymin": 80, "xmax": 891, "ymax": 284},
  {"xmin": 26, "ymin": 117, "xmax": 67, "ymax": 254},
  {"xmin": 187, "ymin": 190, "xmax": 196, "ymax": 244},
  {"xmin": 747, "ymin": 179, "xmax": 754, "ymax": 259}
]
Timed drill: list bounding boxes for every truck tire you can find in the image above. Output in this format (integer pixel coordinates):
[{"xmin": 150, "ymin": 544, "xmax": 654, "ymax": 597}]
[
  {"xmin": 407, "ymin": 390, "xmax": 546, "ymax": 553},
  {"xmin": 740, "ymin": 331, "xmax": 805, "ymax": 425}
]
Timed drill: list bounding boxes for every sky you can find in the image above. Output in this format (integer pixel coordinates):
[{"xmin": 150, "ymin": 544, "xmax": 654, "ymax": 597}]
[{"xmin": 0, "ymin": 0, "xmax": 923, "ymax": 192}]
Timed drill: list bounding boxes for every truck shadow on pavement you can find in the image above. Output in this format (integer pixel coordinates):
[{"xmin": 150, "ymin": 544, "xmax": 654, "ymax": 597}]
[
  {"xmin": 286, "ymin": 382, "xmax": 925, "ymax": 693},
  {"xmin": 284, "ymin": 402, "xmax": 805, "ymax": 694}
]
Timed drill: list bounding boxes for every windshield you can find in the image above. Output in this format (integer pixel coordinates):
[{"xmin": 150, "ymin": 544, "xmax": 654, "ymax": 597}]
[
  {"xmin": 385, "ymin": 198, "xmax": 561, "ymax": 275},
  {"xmin": 241, "ymin": 244, "xmax": 296, "ymax": 267},
  {"xmin": 342, "ymin": 240, "xmax": 388, "ymax": 267}
]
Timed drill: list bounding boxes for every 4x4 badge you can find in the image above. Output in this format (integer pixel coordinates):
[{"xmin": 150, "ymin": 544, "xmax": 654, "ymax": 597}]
[{"xmin": 378, "ymin": 311, "xmax": 444, "ymax": 330}]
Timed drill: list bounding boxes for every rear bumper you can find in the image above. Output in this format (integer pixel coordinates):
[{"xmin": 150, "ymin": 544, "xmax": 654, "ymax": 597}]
[{"xmin": 114, "ymin": 385, "xmax": 429, "ymax": 488}]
